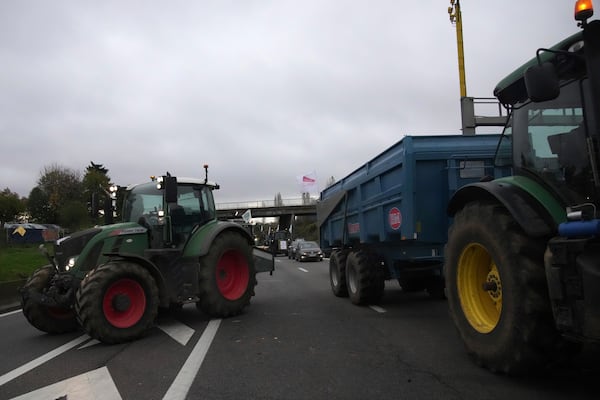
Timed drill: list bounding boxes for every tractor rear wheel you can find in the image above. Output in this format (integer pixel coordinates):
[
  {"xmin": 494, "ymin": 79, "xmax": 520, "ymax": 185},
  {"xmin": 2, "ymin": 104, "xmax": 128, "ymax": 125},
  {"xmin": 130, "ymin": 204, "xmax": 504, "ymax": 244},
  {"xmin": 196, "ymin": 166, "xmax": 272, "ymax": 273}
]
[
  {"xmin": 445, "ymin": 202, "xmax": 573, "ymax": 375},
  {"xmin": 196, "ymin": 231, "xmax": 256, "ymax": 317},
  {"xmin": 21, "ymin": 265, "xmax": 78, "ymax": 334},
  {"xmin": 75, "ymin": 262, "xmax": 159, "ymax": 344},
  {"xmin": 346, "ymin": 250, "xmax": 384, "ymax": 305},
  {"xmin": 329, "ymin": 250, "xmax": 348, "ymax": 297}
]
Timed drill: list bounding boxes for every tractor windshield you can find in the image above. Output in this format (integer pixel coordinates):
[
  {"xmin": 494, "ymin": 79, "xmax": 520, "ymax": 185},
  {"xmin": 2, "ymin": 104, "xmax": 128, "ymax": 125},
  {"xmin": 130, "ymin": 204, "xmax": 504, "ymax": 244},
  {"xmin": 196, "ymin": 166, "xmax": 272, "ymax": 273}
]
[
  {"xmin": 122, "ymin": 182, "xmax": 165, "ymax": 224},
  {"xmin": 510, "ymin": 80, "xmax": 599, "ymax": 205}
]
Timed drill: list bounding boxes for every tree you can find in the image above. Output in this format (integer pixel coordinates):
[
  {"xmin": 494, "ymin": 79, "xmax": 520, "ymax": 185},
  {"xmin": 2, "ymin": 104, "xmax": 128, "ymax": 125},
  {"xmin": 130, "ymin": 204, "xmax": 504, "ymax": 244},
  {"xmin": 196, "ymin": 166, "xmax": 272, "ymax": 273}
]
[
  {"xmin": 0, "ymin": 188, "xmax": 25, "ymax": 226},
  {"xmin": 28, "ymin": 187, "xmax": 52, "ymax": 223},
  {"xmin": 302, "ymin": 192, "xmax": 313, "ymax": 205},
  {"xmin": 274, "ymin": 192, "xmax": 283, "ymax": 207},
  {"xmin": 325, "ymin": 176, "xmax": 336, "ymax": 189},
  {"xmin": 34, "ymin": 164, "xmax": 84, "ymax": 224},
  {"xmin": 83, "ymin": 161, "xmax": 111, "ymax": 224},
  {"xmin": 59, "ymin": 200, "xmax": 90, "ymax": 231}
]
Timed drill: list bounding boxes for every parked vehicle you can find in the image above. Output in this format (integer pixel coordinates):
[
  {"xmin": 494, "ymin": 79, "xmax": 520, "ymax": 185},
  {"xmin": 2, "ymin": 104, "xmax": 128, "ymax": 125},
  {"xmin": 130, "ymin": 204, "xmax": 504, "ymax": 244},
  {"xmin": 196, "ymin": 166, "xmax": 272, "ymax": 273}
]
[
  {"xmin": 295, "ymin": 241, "xmax": 324, "ymax": 262},
  {"xmin": 20, "ymin": 167, "xmax": 274, "ymax": 344},
  {"xmin": 288, "ymin": 238, "xmax": 305, "ymax": 259}
]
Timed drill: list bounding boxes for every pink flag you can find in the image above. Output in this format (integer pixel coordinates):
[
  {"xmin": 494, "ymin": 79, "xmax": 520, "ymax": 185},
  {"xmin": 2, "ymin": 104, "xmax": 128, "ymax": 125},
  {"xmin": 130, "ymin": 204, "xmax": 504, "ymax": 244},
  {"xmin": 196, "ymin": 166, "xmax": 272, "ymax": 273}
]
[{"xmin": 297, "ymin": 171, "xmax": 318, "ymax": 193}]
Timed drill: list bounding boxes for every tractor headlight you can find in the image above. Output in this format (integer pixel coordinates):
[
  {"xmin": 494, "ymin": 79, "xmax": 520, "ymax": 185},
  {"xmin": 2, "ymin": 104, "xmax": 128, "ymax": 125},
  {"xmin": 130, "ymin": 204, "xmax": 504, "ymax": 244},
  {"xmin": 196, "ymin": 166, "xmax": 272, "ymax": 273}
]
[{"xmin": 65, "ymin": 257, "xmax": 77, "ymax": 271}]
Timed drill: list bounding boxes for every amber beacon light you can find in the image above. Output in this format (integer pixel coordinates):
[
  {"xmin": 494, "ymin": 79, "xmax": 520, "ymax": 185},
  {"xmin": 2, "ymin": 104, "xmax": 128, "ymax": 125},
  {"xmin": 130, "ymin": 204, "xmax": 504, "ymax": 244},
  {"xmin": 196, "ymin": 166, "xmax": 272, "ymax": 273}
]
[{"xmin": 575, "ymin": 0, "xmax": 594, "ymax": 21}]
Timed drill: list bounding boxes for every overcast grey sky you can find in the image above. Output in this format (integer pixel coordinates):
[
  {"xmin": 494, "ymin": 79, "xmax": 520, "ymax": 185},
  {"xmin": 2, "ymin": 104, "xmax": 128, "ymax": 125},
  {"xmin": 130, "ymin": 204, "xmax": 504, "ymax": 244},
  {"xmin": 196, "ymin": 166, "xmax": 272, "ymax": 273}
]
[{"xmin": 0, "ymin": 1, "xmax": 581, "ymax": 203}]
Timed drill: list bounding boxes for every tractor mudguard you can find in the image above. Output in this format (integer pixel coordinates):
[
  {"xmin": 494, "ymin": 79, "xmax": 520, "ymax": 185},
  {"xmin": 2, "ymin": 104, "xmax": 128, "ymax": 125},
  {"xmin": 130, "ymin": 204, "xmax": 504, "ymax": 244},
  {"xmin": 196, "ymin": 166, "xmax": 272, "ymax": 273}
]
[
  {"xmin": 99, "ymin": 253, "xmax": 170, "ymax": 307},
  {"xmin": 184, "ymin": 220, "xmax": 254, "ymax": 258},
  {"xmin": 448, "ymin": 177, "xmax": 563, "ymax": 238}
]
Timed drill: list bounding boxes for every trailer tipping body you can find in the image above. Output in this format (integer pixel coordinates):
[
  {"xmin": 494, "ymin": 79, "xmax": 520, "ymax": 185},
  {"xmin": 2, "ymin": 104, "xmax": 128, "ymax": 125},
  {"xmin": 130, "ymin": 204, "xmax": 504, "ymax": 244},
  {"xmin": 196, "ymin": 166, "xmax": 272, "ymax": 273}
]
[{"xmin": 318, "ymin": 134, "xmax": 508, "ymax": 292}]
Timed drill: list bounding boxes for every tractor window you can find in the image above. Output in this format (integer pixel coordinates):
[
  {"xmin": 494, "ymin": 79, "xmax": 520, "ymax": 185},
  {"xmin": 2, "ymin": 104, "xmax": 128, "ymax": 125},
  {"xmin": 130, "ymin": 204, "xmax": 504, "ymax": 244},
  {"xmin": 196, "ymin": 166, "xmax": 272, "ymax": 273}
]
[
  {"xmin": 170, "ymin": 185, "xmax": 216, "ymax": 243},
  {"xmin": 511, "ymin": 80, "xmax": 596, "ymax": 204},
  {"xmin": 122, "ymin": 182, "xmax": 164, "ymax": 224}
]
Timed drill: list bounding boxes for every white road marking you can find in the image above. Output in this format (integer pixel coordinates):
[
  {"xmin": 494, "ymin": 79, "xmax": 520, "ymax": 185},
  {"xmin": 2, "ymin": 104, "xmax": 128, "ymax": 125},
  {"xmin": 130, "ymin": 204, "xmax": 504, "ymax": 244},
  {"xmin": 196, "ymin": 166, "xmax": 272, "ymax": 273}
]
[
  {"xmin": 157, "ymin": 319, "xmax": 195, "ymax": 346},
  {"xmin": 298, "ymin": 267, "xmax": 309, "ymax": 273},
  {"xmin": 9, "ymin": 366, "xmax": 122, "ymax": 400},
  {"xmin": 162, "ymin": 319, "xmax": 221, "ymax": 400},
  {"xmin": 369, "ymin": 305, "xmax": 387, "ymax": 313},
  {"xmin": 0, "ymin": 334, "xmax": 90, "ymax": 386},
  {"xmin": 0, "ymin": 309, "xmax": 21, "ymax": 318},
  {"xmin": 78, "ymin": 339, "xmax": 101, "ymax": 350}
]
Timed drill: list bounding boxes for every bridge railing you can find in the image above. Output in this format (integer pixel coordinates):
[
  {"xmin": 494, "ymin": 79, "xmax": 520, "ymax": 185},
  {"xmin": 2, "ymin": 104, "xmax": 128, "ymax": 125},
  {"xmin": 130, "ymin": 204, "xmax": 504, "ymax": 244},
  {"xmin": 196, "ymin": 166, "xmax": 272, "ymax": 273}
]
[{"xmin": 216, "ymin": 197, "xmax": 317, "ymax": 210}]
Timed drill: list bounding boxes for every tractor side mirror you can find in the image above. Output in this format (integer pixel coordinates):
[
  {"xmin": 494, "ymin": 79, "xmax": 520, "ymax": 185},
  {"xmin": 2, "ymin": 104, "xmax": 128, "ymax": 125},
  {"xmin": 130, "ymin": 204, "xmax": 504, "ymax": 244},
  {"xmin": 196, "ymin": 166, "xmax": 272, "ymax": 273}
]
[
  {"xmin": 164, "ymin": 176, "xmax": 178, "ymax": 203},
  {"xmin": 524, "ymin": 62, "xmax": 560, "ymax": 102}
]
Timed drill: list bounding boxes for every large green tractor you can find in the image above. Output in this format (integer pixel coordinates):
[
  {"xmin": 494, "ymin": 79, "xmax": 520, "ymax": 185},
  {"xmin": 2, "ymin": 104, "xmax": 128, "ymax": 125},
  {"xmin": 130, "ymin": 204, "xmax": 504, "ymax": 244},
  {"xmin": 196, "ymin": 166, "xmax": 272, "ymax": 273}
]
[
  {"xmin": 20, "ymin": 167, "xmax": 273, "ymax": 344},
  {"xmin": 445, "ymin": 1, "xmax": 600, "ymax": 374}
]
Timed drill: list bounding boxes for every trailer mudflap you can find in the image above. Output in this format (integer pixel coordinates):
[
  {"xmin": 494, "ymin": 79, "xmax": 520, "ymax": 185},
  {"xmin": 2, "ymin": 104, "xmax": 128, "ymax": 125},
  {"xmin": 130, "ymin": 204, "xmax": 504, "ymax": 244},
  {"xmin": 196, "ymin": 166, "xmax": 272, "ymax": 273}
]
[{"xmin": 253, "ymin": 248, "xmax": 275, "ymax": 275}]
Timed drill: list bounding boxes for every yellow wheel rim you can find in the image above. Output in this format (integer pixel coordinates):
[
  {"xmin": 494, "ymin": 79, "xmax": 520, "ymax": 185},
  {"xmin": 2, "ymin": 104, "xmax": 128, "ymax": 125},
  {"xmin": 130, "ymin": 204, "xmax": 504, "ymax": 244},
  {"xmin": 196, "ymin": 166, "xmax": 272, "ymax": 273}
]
[{"xmin": 457, "ymin": 243, "xmax": 502, "ymax": 334}]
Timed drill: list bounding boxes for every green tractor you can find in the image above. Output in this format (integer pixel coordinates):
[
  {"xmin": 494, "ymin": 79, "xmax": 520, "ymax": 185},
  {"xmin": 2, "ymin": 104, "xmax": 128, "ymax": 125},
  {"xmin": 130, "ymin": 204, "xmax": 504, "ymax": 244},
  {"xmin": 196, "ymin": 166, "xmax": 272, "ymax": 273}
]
[
  {"xmin": 20, "ymin": 167, "xmax": 274, "ymax": 344},
  {"xmin": 445, "ymin": 1, "xmax": 600, "ymax": 374}
]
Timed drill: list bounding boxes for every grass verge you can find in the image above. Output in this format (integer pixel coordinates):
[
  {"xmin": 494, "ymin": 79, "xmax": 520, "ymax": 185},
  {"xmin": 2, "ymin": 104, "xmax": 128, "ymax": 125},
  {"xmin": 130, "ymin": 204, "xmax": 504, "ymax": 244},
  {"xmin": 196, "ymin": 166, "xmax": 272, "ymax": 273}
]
[{"xmin": 0, "ymin": 244, "xmax": 48, "ymax": 282}]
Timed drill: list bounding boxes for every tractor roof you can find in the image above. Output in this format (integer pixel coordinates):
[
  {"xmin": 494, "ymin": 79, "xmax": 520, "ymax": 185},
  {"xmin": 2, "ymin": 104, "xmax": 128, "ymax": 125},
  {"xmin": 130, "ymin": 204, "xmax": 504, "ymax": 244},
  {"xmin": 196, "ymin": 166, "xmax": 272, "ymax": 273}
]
[
  {"xmin": 493, "ymin": 30, "xmax": 583, "ymax": 106},
  {"xmin": 126, "ymin": 177, "xmax": 218, "ymax": 191}
]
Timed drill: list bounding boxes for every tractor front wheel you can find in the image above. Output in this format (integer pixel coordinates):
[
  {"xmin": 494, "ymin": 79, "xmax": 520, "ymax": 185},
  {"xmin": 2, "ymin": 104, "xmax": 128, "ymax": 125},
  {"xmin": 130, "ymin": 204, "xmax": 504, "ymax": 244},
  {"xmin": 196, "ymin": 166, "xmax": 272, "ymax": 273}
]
[
  {"xmin": 445, "ymin": 202, "xmax": 572, "ymax": 375},
  {"xmin": 75, "ymin": 262, "xmax": 159, "ymax": 344},
  {"xmin": 21, "ymin": 265, "xmax": 78, "ymax": 334},
  {"xmin": 197, "ymin": 231, "xmax": 257, "ymax": 317}
]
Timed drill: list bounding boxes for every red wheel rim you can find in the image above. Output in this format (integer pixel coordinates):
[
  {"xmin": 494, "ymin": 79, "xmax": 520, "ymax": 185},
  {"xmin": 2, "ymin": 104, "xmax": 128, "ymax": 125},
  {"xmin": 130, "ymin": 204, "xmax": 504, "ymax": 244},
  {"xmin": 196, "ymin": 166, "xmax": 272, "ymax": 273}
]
[
  {"xmin": 216, "ymin": 250, "xmax": 250, "ymax": 300},
  {"xmin": 103, "ymin": 278, "xmax": 146, "ymax": 328}
]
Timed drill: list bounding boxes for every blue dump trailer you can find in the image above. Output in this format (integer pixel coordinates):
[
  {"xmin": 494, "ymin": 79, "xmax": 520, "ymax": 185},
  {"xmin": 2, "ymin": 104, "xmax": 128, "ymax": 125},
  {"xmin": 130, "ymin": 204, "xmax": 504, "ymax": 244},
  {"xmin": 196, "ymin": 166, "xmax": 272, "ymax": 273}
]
[{"xmin": 318, "ymin": 134, "xmax": 508, "ymax": 304}]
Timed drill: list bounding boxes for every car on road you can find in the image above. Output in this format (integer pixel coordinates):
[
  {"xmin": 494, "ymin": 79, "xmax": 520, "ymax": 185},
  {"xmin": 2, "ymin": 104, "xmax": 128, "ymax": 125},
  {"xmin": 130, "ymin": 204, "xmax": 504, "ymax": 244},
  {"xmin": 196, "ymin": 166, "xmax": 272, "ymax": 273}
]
[
  {"xmin": 295, "ymin": 241, "xmax": 324, "ymax": 262},
  {"xmin": 288, "ymin": 238, "xmax": 305, "ymax": 259}
]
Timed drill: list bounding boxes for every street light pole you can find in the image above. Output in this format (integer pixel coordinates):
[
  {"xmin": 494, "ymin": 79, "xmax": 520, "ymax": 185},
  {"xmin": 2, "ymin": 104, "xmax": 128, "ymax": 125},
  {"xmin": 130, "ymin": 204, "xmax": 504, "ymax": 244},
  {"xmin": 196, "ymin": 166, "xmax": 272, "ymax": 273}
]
[{"xmin": 448, "ymin": 0, "xmax": 467, "ymax": 98}]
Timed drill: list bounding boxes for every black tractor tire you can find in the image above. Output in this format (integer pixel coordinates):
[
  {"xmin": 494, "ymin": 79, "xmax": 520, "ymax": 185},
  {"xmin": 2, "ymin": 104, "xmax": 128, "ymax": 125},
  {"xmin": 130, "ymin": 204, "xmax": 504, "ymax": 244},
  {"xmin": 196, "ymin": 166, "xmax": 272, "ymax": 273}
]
[
  {"xmin": 329, "ymin": 250, "xmax": 349, "ymax": 297},
  {"xmin": 21, "ymin": 265, "xmax": 78, "ymax": 334},
  {"xmin": 196, "ymin": 231, "xmax": 257, "ymax": 317},
  {"xmin": 346, "ymin": 250, "xmax": 385, "ymax": 305},
  {"xmin": 75, "ymin": 262, "xmax": 159, "ymax": 344},
  {"xmin": 445, "ymin": 202, "xmax": 575, "ymax": 375}
]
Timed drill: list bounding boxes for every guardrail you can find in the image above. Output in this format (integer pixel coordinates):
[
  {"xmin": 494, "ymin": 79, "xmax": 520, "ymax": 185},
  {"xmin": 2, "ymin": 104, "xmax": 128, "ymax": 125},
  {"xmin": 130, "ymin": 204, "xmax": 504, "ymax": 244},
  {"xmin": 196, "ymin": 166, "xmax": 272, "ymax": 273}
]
[{"xmin": 216, "ymin": 197, "xmax": 318, "ymax": 210}]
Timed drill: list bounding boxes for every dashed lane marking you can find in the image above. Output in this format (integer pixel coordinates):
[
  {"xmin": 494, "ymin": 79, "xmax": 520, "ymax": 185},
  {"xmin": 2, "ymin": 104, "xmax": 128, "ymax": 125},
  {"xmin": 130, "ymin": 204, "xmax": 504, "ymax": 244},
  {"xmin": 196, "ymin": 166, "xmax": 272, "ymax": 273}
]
[
  {"xmin": 298, "ymin": 268, "xmax": 309, "ymax": 273},
  {"xmin": 369, "ymin": 305, "xmax": 387, "ymax": 313}
]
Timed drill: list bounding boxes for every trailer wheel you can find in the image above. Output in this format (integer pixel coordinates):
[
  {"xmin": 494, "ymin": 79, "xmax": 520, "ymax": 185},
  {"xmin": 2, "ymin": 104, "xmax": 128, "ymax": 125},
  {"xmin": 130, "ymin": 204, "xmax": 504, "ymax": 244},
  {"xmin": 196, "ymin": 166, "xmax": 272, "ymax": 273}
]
[
  {"xmin": 445, "ymin": 202, "xmax": 572, "ymax": 375},
  {"xmin": 346, "ymin": 250, "xmax": 384, "ymax": 305},
  {"xmin": 75, "ymin": 262, "xmax": 159, "ymax": 344},
  {"xmin": 329, "ymin": 250, "xmax": 349, "ymax": 297},
  {"xmin": 21, "ymin": 265, "xmax": 78, "ymax": 334},
  {"xmin": 197, "ymin": 231, "xmax": 257, "ymax": 317}
]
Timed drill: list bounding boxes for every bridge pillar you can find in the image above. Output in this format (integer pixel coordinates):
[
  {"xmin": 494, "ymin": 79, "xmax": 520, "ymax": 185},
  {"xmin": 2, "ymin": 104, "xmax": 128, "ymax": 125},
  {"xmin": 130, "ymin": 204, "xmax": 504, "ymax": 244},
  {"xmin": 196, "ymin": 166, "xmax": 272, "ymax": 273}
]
[{"xmin": 278, "ymin": 214, "xmax": 292, "ymax": 231}]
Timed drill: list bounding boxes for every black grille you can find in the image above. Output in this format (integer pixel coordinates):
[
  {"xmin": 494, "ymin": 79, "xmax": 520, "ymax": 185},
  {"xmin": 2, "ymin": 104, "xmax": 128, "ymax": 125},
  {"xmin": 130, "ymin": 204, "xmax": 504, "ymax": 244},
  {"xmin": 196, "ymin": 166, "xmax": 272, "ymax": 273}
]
[{"xmin": 54, "ymin": 228, "xmax": 101, "ymax": 270}]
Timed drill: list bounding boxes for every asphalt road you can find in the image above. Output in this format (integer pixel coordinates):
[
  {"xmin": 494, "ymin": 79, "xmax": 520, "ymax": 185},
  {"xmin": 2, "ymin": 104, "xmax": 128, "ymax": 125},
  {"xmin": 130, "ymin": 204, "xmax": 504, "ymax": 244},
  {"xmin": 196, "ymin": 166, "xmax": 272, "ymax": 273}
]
[{"xmin": 0, "ymin": 257, "xmax": 597, "ymax": 399}]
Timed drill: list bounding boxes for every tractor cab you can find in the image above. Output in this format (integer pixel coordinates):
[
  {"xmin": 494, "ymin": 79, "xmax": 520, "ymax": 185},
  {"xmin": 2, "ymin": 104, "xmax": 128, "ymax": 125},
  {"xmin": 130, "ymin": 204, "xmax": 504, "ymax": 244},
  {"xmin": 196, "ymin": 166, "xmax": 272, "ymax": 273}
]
[
  {"xmin": 122, "ymin": 170, "xmax": 219, "ymax": 249},
  {"xmin": 493, "ymin": 2, "xmax": 600, "ymax": 211}
]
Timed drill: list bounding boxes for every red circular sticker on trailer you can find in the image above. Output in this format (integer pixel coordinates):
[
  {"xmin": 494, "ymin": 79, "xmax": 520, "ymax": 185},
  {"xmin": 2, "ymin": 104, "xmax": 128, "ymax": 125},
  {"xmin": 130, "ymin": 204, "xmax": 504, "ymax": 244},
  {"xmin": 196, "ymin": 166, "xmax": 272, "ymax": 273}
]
[{"xmin": 389, "ymin": 207, "xmax": 402, "ymax": 230}]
